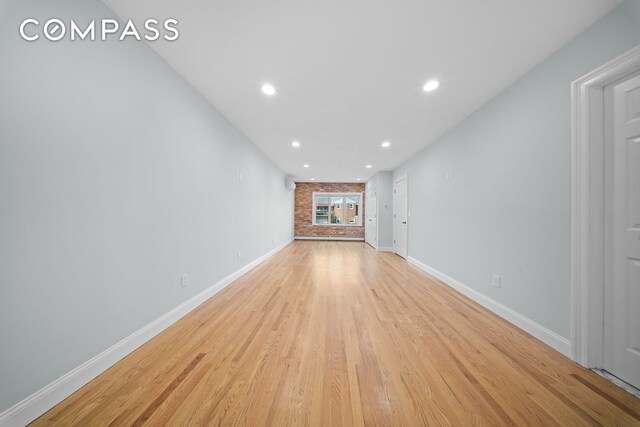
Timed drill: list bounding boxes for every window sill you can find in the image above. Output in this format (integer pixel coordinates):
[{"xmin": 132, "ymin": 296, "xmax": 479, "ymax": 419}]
[{"xmin": 312, "ymin": 223, "xmax": 362, "ymax": 227}]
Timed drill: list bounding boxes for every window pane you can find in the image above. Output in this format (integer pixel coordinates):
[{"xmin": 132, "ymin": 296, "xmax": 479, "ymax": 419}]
[
  {"xmin": 345, "ymin": 196, "xmax": 358, "ymax": 224},
  {"xmin": 315, "ymin": 197, "xmax": 329, "ymax": 224},
  {"xmin": 330, "ymin": 197, "xmax": 344, "ymax": 224},
  {"xmin": 316, "ymin": 214, "xmax": 329, "ymax": 224}
]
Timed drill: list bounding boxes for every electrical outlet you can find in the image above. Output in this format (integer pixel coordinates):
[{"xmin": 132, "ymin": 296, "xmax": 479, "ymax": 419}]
[
  {"xmin": 181, "ymin": 274, "xmax": 189, "ymax": 288},
  {"xmin": 237, "ymin": 251, "xmax": 242, "ymax": 260},
  {"xmin": 492, "ymin": 274, "xmax": 501, "ymax": 288}
]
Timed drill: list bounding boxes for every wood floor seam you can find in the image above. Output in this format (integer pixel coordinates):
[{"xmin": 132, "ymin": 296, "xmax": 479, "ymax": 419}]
[{"xmin": 31, "ymin": 242, "xmax": 640, "ymax": 426}]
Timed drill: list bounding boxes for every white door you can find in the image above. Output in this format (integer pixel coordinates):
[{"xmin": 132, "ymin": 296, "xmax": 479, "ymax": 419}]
[
  {"xmin": 393, "ymin": 177, "xmax": 408, "ymax": 258},
  {"xmin": 365, "ymin": 195, "xmax": 377, "ymax": 248},
  {"xmin": 604, "ymin": 72, "xmax": 640, "ymax": 389}
]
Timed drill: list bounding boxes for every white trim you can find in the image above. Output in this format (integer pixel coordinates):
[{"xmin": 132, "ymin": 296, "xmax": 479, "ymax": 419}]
[
  {"xmin": 0, "ymin": 239, "xmax": 293, "ymax": 427},
  {"xmin": 295, "ymin": 236, "xmax": 364, "ymax": 241},
  {"xmin": 377, "ymin": 246, "xmax": 394, "ymax": 252},
  {"xmin": 571, "ymin": 45, "xmax": 640, "ymax": 367},
  {"xmin": 408, "ymin": 257, "xmax": 571, "ymax": 357}
]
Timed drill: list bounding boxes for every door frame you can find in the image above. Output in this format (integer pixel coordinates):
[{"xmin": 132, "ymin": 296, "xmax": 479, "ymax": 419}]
[
  {"xmin": 393, "ymin": 174, "xmax": 408, "ymax": 258},
  {"xmin": 365, "ymin": 193, "xmax": 377, "ymax": 249},
  {"xmin": 571, "ymin": 45, "xmax": 640, "ymax": 367}
]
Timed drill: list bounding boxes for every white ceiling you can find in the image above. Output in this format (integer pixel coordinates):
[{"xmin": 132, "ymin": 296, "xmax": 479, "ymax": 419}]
[{"xmin": 105, "ymin": 0, "xmax": 622, "ymax": 182}]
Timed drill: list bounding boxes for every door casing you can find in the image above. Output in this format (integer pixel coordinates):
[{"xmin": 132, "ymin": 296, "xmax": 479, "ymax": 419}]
[{"xmin": 571, "ymin": 44, "xmax": 640, "ymax": 367}]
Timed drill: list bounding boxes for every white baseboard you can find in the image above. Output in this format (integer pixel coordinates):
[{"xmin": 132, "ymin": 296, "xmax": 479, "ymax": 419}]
[
  {"xmin": 377, "ymin": 246, "xmax": 394, "ymax": 252},
  {"xmin": 295, "ymin": 236, "xmax": 364, "ymax": 241},
  {"xmin": 407, "ymin": 257, "xmax": 571, "ymax": 358},
  {"xmin": 0, "ymin": 239, "xmax": 293, "ymax": 427}
]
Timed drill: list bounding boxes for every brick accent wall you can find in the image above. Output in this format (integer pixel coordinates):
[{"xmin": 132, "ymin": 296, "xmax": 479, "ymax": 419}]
[{"xmin": 295, "ymin": 182, "xmax": 365, "ymax": 238}]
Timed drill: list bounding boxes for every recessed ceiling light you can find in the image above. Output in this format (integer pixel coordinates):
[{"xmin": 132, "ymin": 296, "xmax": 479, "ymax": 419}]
[
  {"xmin": 310, "ymin": 177, "xmax": 315, "ymax": 181},
  {"xmin": 381, "ymin": 141, "xmax": 391, "ymax": 148},
  {"xmin": 261, "ymin": 84, "xmax": 276, "ymax": 95},
  {"xmin": 291, "ymin": 141, "xmax": 300, "ymax": 147},
  {"xmin": 303, "ymin": 164, "xmax": 310, "ymax": 168},
  {"xmin": 365, "ymin": 164, "xmax": 372, "ymax": 169},
  {"xmin": 356, "ymin": 178, "xmax": 361, "ymax": 181},
  {"xmin": 423, "ymin": 80, "xmax": 440, "ymax": 92}
]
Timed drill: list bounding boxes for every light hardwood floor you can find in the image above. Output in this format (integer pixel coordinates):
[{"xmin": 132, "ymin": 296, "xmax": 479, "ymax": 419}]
[{"xmin": 33, "ymin": 241, "xmax": 640, "ymax": 426}]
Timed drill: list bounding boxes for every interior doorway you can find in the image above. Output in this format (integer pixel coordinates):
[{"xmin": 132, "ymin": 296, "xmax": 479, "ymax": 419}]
[
  {"xmin": 365, "ymin": 192, "xmax": 377, "ymax": 248},
  {"xmin": 571, "ymin": 45, "xmax": 640, "ymax": 391},
  {"xmin": 393, "ymin": 176, "xmax": 408, "ymax": 258}
]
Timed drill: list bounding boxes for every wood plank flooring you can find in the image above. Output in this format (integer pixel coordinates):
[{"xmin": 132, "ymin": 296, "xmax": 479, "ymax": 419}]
[{"xmin": 32, "ymin": 241, "xmax": 640, "ymax": 426}]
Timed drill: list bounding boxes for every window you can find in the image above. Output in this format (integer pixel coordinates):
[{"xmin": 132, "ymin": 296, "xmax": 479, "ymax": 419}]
[
  {"xmin": 315, "ymin": 196, "xmax": 330, "ymax": 224},
  {"xmin": 313, "ymin": 192, "xmax": 362, "ymax": 226}
]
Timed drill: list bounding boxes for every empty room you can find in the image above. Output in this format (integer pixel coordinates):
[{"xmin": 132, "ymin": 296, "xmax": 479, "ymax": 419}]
[{"xmin": 2, "ymin": 0, "xmax": 640, "ymax": 425}]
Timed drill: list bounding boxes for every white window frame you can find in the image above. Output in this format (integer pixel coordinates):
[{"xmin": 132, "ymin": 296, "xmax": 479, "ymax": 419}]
[{"xmin": 312, "ymin": 192, "xmax": 363, "ymax": 226}]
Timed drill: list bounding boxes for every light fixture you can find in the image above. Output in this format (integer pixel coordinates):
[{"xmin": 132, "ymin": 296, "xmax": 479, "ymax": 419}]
[
  {"xmin": 291, "ymin": 140, "xmax": 300, "ymax": 147},
  {"xmin": 310, "ymin": 178, "xmax": 315, "ymax": 181},
  {"xmin": 381, "ymin": 141, "xmax": 391, "ymax": 148},
  {"xmin": 423, "ymin": 80, "xmax": 440, "ymax": 92},
  {"xmin": 356, "ymin": 178, "xmax": 361, "ymax": 181},
  {"xmin": 303, "ymin": 164, "xmax": 310, "ymax": 168},
  {"xmin": 365, "ymin": 164, "xmax": 372, "ymax": 169},
  {"xmin": 261, "ymin": 84, "xmax": 276, "ymax": 95}
]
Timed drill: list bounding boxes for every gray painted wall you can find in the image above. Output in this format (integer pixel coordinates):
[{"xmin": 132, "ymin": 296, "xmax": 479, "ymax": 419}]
[
  {"xmin": 393, "ymin": 0, "xmax": 640, "ymax": 339},
  {"xmin": 0, "ymin": 0, "xmax": 294, "ymax": 412}
]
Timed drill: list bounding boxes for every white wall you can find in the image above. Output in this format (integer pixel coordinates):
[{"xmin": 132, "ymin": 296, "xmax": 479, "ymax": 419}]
[
  {"xmin": 0, "ymin": 0, "xmax": 293, "ymax": 413},
  {"xmin": 393, "ymin": 0, "xmax": 640, "ymax": 339}
]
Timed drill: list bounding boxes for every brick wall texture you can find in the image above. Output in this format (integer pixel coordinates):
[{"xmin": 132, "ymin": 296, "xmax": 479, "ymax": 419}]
[{"xmin": 294, "ymin": 182, "xmax": 366, "ymax": 238}]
